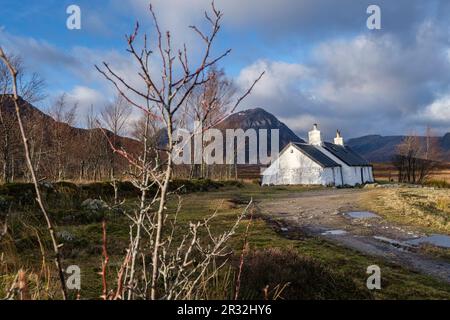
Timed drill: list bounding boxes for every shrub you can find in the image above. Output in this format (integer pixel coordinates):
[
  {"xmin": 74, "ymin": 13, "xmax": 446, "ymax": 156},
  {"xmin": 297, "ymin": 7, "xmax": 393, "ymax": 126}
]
[
  {"xmin": 222, "ymin": 180, "xmax": 244, "ymax": 188},
  {"xmin": 239, "ymin": 248, "xmax": 372, "ymax": 300},
  {"xmin": 169, "ymin": 179, "xmax": 224, "ymax": 193},
  {"xmin": 425, "ymin": 180, "xmax": 450, "ymax": 189},
  {"xmin": 0, "ymin": 195, "xmax": 14, "ymax": 212},
  {"xmin": 0, "ymin": 183, "xmax": 36, "ymax": 206},
  {"xmin": 0, "ymin": 179, "xmax": 243, "ymax": 211},
  {"xmin": 79, "ymin": 181, "xmax": 140, "ymax": 199}
]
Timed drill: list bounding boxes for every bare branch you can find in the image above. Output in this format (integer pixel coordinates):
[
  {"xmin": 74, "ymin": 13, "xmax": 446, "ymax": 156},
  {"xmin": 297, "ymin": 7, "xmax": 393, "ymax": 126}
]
[{"xmin": 0, "ymin": 46, "xmax": 68, "ymax": 300}]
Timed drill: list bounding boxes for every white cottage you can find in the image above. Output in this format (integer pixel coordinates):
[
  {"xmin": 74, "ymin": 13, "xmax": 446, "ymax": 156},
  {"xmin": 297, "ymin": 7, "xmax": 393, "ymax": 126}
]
[{"xmin": 261, "ymin": 124, "xmax": 374, "ymax": 186}]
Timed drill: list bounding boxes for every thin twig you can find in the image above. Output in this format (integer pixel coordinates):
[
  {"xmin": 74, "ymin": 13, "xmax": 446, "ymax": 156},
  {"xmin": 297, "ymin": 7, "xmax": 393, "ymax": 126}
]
[
  {"xmin": 100, "ymin": 220, "xmax": 110, "ymax": 300},
  {"xmin": 0, "ymin": 47, "xmax": 68, "ymax": 300},
  {"xmin": 234, "ymin": 199, "xmax": 254, "ymax": 300}
]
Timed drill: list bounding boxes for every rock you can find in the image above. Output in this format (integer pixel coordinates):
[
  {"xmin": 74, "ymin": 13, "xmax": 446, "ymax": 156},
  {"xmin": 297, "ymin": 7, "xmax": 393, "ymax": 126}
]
[
  {"xmin": 40, "ymin": 182, "xmax": 54, "ymax": 190},
  {"xmin": 376, "ymin": 183, "xmax": 401, "ymax": 189},
  {"xmin": 81, "ymin": 199, "xmax": 109, "ymax": 211},
  {"xmin": 57, "ymin": 230, "xmax": 75, "ymax": 242},
  {"xmin": 364, "ymin": 183, "xmax": 378, "ymax": 189}
]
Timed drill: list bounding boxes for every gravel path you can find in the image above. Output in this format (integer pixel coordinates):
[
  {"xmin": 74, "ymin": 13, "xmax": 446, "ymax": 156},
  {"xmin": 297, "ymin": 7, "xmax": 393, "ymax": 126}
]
[{"xmin": 259, "ymin": 188, "xmax": 450, "ymax": 283}]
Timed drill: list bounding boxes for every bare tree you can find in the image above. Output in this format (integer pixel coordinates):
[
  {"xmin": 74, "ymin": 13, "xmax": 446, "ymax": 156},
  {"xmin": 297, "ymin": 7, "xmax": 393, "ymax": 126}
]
[
  {"xmin": 184, "ymin": 67, "xmax": 236, "ymax": 179},
  {"xmin": 96, "ymin": 2, "xmax": 262, "ymax": 300},
  {"xmin": 393, "ymin": 128, "xmax": 442, "ymax": 184},
  {"xmin": 100, "ymin": 96, "xmax": 132, "ymax": 141},
  {"xmin": 47, "ymin": 93, "xmax": 78, "ymax": 181},
  {"xmin": 81, "ymin": 105, "xmax": 105, "ymax": 181},
  {"xmin": 418, "ymin": 127, "xmax": 442, "ymax": 182},
  {"xmin": 131, "ymin": 110, "xmax": 162, "ymax": 170},
  {"xmin": 0, "ymin": 56, "xmax": 45, "ymax": 183},
  {"xmin": 0, "ymin": 48, "xmax": 67, "ymax": 299},
  {"xmin": 99, "ymin": 95, "xmax": 132, "ymax": 202}
]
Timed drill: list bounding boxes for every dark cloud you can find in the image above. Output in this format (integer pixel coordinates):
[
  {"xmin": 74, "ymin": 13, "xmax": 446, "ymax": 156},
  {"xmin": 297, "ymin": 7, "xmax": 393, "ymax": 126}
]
[
  {"xmin": 0, "ymin": 30, "xmax": 79, "ymax": 70},
  {"xmin": 1, "ymin": 0, "xmax": 449, "ymax": 136},
  {"xmin": 126, "ymin": 0, "xmax": 449, "ymax": 45},
  {"xmin": 236, "ymin": 24, "xmax": 450, "ymax": 138}
]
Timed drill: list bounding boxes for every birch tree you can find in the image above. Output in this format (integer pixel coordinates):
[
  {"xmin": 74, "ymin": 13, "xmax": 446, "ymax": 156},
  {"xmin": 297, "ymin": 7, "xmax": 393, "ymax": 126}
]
[
  {"xmin": 393, "ymin": 129, "xmax": 442, "ymax": 184},
  {"xmin": 96, "ymin": 2, "xmax": 262, "ymax": 299},
  {"xmin": 0, "ymin": 48, "xmax": 68, "ymax": 299},
  {"xmin": 99, "ymin": 95, "xmax": 132, "ymax": 202},
  {"xmin": 0, "ymin": 55, "xmax": 45, "ymax": 183},
  {"xmin": 47, "ymin": 93, "xmax": 78, "ymax": 181},
  {"xmin": 185, "ymin": 67, "xmax": 236, "ymax": 179}
]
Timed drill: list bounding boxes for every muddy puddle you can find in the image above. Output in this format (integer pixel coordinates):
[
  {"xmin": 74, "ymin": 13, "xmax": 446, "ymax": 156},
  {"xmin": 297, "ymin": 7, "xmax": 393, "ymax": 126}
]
[
  {"xmin": 406, "ymin": 234, "xmax": 450, "ymax": 249},
  {"xmin": 322, "ymin": 229, "xmax": 348, "ymax": 236},
  {"xmin": 345, "ymin": 211, "xmax": 380, "ymax": 219}
]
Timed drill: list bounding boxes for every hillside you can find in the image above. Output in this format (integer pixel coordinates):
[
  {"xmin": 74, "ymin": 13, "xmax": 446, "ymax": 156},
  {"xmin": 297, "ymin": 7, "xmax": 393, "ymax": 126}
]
[
  {"xmin": 347, "ymin": 134, "xmax": 450, "ymax": 163},
  {"xmin": 2, "ymin": 96, "xmax": 447, "ymax": 179},
  {"xmin": 216, "ymin": 108, "xmax": 450, "ymax": 164},
  {"xmin": 215, "ymin": 107, "xmax": 304, "ymax": 150},
  {"xmin": 0, "ymin": 95, "xmax": 140, "ymax": 181}
]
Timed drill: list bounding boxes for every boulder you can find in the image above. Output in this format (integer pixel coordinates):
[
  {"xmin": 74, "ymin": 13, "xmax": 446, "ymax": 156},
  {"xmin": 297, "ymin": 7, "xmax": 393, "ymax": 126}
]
[
  {"xmin": 81, "ymin": 199, "xmax": 109, "ymax": 211},
  {"xmin": 57, "ymin": 230, "xmax": 75, "ymax": 242}
]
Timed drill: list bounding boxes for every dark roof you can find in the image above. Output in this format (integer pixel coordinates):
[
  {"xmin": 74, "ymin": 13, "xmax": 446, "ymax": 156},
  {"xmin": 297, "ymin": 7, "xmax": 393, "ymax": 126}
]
[
  {"xmin": 290, "ymin": 143, "xmax": 341, "ymax": 168},
  {"xmin": 323, "ymin": 142, "xmax": 370, "ymax": 166}
]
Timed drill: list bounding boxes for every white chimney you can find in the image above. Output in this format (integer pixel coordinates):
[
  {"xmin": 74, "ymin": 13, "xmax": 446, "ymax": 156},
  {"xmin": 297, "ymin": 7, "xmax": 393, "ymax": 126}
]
[
  {"xmin": 334, "ymin": 130, "xmax": 344, "ymax": 146},
  {"xmin": 308, "ymin": 124, "xmax": 322, "ymax": 146}
]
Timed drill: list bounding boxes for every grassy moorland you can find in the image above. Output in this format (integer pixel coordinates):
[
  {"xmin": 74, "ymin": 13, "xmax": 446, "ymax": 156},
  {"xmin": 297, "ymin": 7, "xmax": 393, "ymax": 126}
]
[
  {"xmin": 361, "ymin": 187, "xmax": 450, "ymax": 235},
  {"xmin": 361, "ymin": 185, "xmax": 450, "ymax": 263},
  {"xmin": 372, "ymin": 162, "xmax": 450, "ymax": 184},
  {"xmin": 1, "ymin": 181, "xmax": 450, "ymax": 300}
]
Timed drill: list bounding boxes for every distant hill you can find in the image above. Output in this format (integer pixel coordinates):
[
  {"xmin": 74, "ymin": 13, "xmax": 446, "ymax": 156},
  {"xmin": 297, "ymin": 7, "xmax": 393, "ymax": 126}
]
[
  {"xmin": 3, "ymin": 96, "xmax": 446, "ymax": 177},
  {"xmin": 0, "ymin": 95, "xmax": 140, "ymax": 181},
  {"xmin": 347, "ymin": 134, "xmax": 450, "ymax": 163},
  {"xmin": 442, "ymin": 133, "xmax": 450, "ymax": 150},
  {"xmin": 0, "ymin": 95, "xmax": 139, "ymax": 150},
  {"xmin": 215, "ymin": 108, "xmax": 304, "ymax": 151},
  {"xmin": 216, "ymin": 108, "xmax": 450, "ymax": 164},
  {"xmin": 207, "ymin": 108, "xmax": 450, "ymax": 164}
]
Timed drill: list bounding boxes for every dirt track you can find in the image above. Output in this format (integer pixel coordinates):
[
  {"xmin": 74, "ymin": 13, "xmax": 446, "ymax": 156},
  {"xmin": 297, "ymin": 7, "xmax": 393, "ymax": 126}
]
[{"xmin": 259, "ymin": 188, "xmax": 450, "ymax": 283}]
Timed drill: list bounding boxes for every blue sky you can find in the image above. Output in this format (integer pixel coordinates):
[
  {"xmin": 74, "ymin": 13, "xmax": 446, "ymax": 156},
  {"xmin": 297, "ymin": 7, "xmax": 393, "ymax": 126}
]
[{"xmin": 1, "ymin": 0, "xmax": 450, "ymax": 139}]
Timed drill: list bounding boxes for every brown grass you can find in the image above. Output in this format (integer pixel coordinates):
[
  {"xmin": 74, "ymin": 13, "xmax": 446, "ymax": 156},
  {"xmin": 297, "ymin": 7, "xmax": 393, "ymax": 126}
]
[
  {"xmin": 361, "ymin": 188, "xmax": 450, "ymax": 234},
  {"xmin": 238, "ymin": 248, "xmax": 372, "ymax": 300},
  {"xmin": 373, "ymin": 162, "xmax": 450, "ymax": 183}
]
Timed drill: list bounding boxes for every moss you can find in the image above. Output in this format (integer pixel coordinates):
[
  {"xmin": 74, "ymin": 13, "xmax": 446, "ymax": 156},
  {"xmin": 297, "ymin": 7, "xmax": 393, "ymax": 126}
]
[
  {"xmin": 48, "ymin": 208, "xmax": 110, "ymax": 225},
  {"xmin": 0, "ymin": 195, "xmax": 14, "ymax": 212},
  {"xmin": 169, "ymin": 179, "xmax": 224, "ymax": 193},
  {"xmin": 78, "ymin": 181, "xmax": 144, "ymax": 200},
  {"xmin": 0, "ymin": 183, "xmax": 36, "ymax": 206}
]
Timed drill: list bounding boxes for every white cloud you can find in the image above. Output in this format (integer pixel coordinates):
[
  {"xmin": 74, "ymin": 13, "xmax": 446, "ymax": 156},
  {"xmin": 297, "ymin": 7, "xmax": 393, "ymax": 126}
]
[
  {"xmin": 2, "ymin": 1, "xmax": 450, "ymax": 138},
  {"xmin": 236, "ymin": 60, "xmax": 316, "ymax": 113},
  {"xmin": 418, "ymin": 95, "xmax": 450, "ymax": 124},
  {"xmin": 64, "ymin": 86, "xmax": 108, "ymax": 124},
  {"xmin": 237, "ymin": 60, "xmax": 313, "ymax": 100},
  {"xmin": 235, "ymin": 29, "xmax": 450, "ymax": 137}
]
